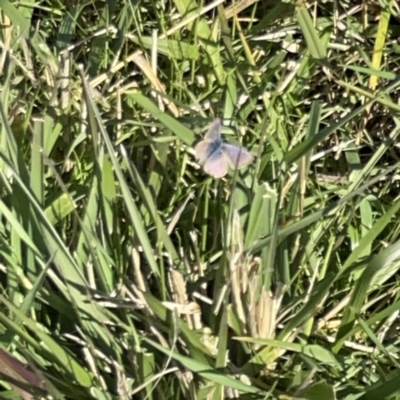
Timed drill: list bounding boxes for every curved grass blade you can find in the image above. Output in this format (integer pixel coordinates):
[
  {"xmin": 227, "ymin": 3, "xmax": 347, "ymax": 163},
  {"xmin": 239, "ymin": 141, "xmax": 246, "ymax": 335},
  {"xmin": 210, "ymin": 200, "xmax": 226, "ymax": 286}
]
[
  {"xmin": 80, "ymin": 69, "xmax": 161, "ymax": 278},
  {"xmin": 128, "ymin": 92, "xmax": 195, "ymax": 144},
  {"xmin": 334, "ymin": 240, "xmax": 400, "ymax": 352},
  {"xmin": 296, "ymin": 5, "xmax": 327, "ymax": 60},
  {"xmin": 143, "ymin": 337, "xmax": 264, "ymax": 395}
]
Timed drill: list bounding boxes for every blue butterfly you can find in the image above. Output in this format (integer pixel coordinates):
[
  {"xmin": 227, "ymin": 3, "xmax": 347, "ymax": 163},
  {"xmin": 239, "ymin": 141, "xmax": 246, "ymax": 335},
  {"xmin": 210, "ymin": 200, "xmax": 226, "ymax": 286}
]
[{"xmin": 195, "ymin": 118, "xmax": 254, "ymax": 178}]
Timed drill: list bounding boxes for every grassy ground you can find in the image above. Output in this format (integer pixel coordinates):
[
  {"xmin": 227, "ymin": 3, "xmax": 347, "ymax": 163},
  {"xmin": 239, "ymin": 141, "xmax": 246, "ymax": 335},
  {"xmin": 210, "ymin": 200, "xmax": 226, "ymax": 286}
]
[{"xmin": 1, "ymin": 0, "xmax": 400, "ymax": 399}]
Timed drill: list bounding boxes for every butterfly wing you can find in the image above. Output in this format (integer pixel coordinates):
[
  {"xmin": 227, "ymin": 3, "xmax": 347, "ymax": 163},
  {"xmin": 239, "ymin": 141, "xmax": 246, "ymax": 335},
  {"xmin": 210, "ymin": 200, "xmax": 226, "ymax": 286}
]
[
  {"xmin": 204, "ymin": 118, "xmax": 222, "ymax": 142},
  {"xmin": 195, "ymin": 119, "xmax": 222, "ymax": 163},
  {"xmin": 195, "ymin": 140, "xmax": 212, "ymax": 163},
  {"xmin": 222, "ymin": 143, "xmax": 254, "ymax": 169},
  {"xmin": 203, "ymin": 150, "xmax": 229, "ymax": 178}
]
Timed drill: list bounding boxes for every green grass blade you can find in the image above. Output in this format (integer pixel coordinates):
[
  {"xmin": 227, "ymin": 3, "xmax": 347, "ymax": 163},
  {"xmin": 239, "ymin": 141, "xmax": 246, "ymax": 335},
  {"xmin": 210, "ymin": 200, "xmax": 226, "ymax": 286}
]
[{"xmin": 296, "ymin": 5, "xmax": 327, "ymax": 59}]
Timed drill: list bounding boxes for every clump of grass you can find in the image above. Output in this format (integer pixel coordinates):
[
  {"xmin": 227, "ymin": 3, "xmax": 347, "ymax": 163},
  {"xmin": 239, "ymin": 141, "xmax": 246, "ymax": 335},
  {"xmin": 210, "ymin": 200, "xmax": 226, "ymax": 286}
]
[{"xmin": 1, "ymin": 1, "xmax": 400, "ymax": 399}]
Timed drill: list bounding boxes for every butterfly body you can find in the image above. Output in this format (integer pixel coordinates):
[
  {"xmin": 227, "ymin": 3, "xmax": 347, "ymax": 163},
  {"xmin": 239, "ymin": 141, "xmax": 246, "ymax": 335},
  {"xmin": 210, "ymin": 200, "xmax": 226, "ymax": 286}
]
[
  {"xmin": 205, "ymin": 138, "xmax": 223, "ymax": 159},
  {"xmin": 194, "ymin": 118, "xmax": 254, "ymax": 178}
]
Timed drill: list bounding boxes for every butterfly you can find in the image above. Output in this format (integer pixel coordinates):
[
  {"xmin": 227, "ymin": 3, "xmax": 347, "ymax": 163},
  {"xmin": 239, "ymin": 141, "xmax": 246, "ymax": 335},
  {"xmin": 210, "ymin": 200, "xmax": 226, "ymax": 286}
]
[{"xmin": 194, "ymin": 118, "xmax": 254, "ymax": 178}]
